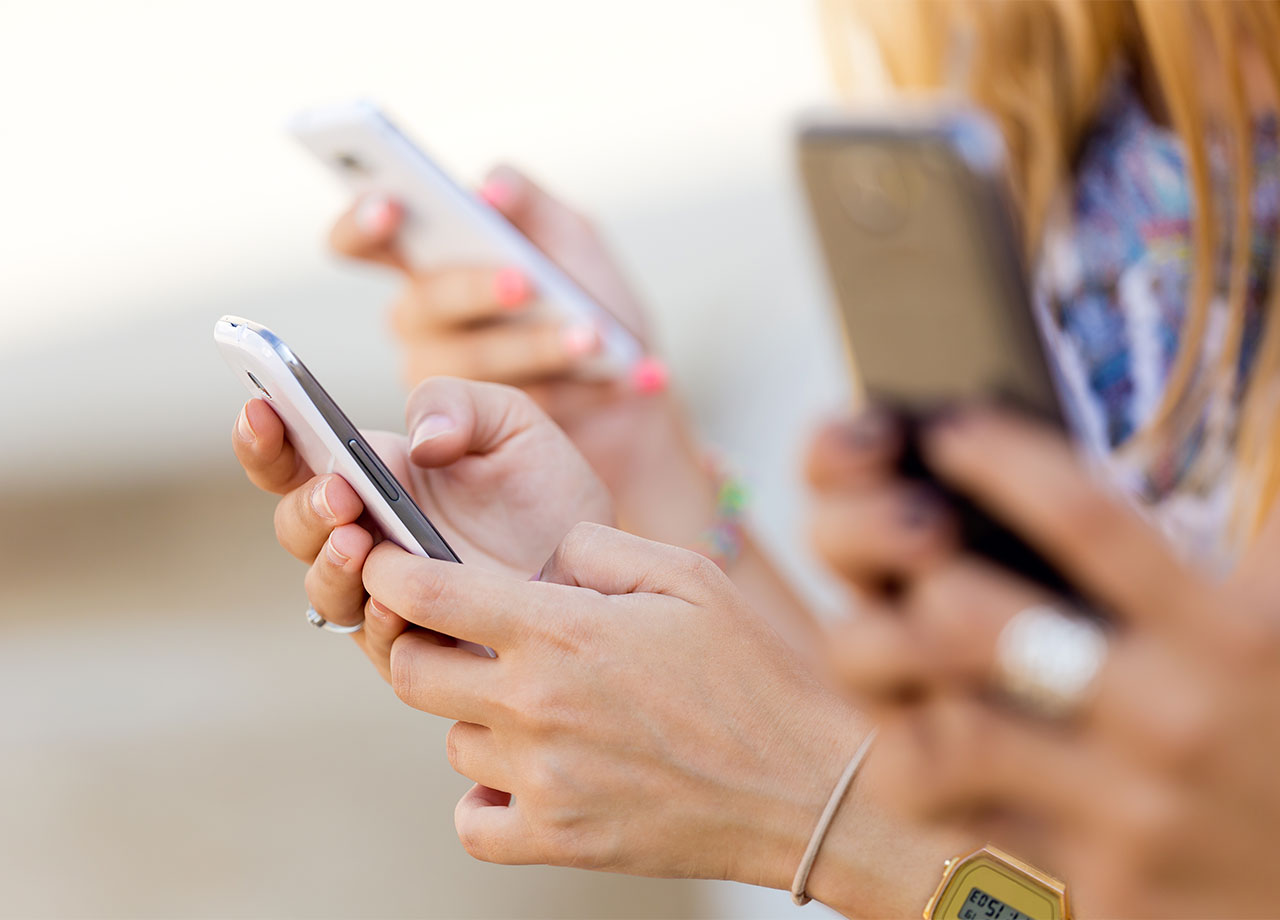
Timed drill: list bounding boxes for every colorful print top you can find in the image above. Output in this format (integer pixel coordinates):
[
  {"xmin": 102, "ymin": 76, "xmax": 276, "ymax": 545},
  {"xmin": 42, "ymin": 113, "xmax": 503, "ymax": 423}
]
[{"xmin": 1036, "ymin": 79, "xmax": 1280, "ymax": 565}]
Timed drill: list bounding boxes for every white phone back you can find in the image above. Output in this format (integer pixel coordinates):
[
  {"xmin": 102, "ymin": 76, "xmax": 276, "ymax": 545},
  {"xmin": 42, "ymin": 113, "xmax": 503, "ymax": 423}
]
[{"xmin": 289, "ymin": 101, "xmax": 643, "ymax": 375}]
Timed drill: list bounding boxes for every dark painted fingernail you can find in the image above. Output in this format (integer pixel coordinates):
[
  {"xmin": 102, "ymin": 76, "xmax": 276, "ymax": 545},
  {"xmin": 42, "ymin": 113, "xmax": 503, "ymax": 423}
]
[
  {"xmin": 923, "ymin": 402, "xmax": 971, "ymax": 433},
  {"xmin": 900, "ymin": 488, "xmax": 944, "ymax": 529}
]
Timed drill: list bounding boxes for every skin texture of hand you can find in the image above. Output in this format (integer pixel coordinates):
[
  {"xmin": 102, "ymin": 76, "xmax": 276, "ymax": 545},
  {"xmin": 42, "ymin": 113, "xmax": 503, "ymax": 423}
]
[
  {"xmin": 827, "ymin": 407, "xmax": 1280, "ymax": 918},
  {"xmin": 230, "ymin": 375, "xmax": 612, "ymax": 678},
  {"xmin": 358, "ymin": 522, "xmax": 868, "ymax": 887}
]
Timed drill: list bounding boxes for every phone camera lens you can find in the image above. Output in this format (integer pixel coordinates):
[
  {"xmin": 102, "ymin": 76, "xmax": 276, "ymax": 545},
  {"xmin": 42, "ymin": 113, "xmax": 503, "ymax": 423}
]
[{"xmin": 335, "ymin": 153, "xmax": 366, "ymax": 173}]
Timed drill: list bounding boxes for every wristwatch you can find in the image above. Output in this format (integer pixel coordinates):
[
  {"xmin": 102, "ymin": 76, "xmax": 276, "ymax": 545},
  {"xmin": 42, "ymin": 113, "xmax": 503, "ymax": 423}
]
[{"xmin": 923, "ymin": 845, "xmax": 1070, "ymax": 920}]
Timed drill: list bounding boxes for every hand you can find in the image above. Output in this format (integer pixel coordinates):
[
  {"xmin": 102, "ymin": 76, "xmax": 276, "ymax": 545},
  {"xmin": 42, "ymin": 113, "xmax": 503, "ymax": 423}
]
[
  {"xmin": 231, "ymin": 376, "xmax": 612, "ymax": 678},
  {"xmin": 806, "ymin": 409, "xmax": 957, "ymax": 596},
  {"xmin": 829, "ymin": 407, "xmax": 1280, "ymax": 918},
  {"xmin": 358, "ymin": 522, "xmax": 869, "ymax": 885},
  {"xmin": 329, "ymin": 164, "xmax": 674, "ymax": 497}
]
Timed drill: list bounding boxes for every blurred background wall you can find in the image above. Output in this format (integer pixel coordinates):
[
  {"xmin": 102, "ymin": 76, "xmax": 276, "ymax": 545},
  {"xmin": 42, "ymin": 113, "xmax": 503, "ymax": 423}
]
[{"xmin": 0, "ymin": 1, "xmax": 854, "ymax": 916}]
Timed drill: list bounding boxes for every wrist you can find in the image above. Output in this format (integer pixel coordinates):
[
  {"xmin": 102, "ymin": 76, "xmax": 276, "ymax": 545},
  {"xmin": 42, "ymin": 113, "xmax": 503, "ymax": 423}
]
[
  {"xmin": 722, "ymin": 693, "xmax": 875, "ymax": 893},
  {"xmin": 803, "ymin": 733, "xmax": 975, "ymax": 918}
]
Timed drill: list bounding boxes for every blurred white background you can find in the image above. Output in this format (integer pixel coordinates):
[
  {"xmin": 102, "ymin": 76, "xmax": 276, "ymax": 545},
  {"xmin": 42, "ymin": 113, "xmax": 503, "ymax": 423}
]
[{"xmin": 0, "ymin": 1, "xmax": 855, "ymax": 916}]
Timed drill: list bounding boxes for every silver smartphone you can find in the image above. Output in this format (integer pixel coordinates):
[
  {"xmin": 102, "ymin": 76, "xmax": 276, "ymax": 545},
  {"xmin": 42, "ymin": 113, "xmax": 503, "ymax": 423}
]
[{"xmin": 797, "ymin": 107, "xmax": 1065, "ymax": 426}]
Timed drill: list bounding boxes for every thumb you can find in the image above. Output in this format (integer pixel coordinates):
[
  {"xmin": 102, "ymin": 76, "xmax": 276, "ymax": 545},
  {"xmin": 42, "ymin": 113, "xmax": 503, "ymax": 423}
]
[
  {"xmin": 405, "ymin": 376, "xmax": 544, "ymax": 468},
  {"xmin": 537, "ymin": 522, "xmax": 728, "ymax": 603}
]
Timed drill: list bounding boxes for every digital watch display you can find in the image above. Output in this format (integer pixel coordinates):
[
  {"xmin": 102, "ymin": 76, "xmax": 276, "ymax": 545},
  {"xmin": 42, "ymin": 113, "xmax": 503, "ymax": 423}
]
[{"xmin": 923, "ymin": 845, "xmax": 1070, "ymax": 920}]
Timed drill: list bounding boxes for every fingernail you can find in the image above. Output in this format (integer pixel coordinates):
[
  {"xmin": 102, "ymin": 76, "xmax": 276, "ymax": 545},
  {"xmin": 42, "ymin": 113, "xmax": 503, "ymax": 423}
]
[
  {"xmin": 493, "ymin": 267, "xmax": 531, "ymax": 308},
  {"xmin": 311, "ymin": 479, "xmax": 336, "ymax": 522},
  {"xmin": 479, "ymin": 178, "xmax": 515, "ymax": 210},
  {"xmin": 410, "ymin": 413, "xmax": 456, "ymax": 448},
  {"xmin": 561, "ymin": 325, "xmax": 601, "ymax": 358},
  {"xmin": 630, "ymin": 356, "xmax": 669, "ymax": 394},
  {"xmin": 925, "ymin": 403, "xmax": 970, "ymax": 434},
  {"xmin": 841, "ymin": 410, "xmax": 890, "ymax": 450},
  {"xmin": 355, "ymin": 194, "xmax": 398, "ymax": 236},
  {"xmin": 900, "ymin": 488, "xmax": 944, "ymax": 529},
  {"xmin": 237, "ymin": 406, "xmax": 257, "ymax": 443},
  {"xmin": 325, "ymin": 534, "xmax": 350, "ymax": 567},
  {"xmin": 369, "ymin": 598, "xmax": 394, "ymax": 619}
]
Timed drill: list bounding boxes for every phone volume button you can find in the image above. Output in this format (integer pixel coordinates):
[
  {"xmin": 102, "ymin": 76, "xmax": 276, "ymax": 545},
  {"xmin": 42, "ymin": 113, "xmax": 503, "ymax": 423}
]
[{"xmin": 346, "ymin": 439, "xmax": 400, "ymax": 502}]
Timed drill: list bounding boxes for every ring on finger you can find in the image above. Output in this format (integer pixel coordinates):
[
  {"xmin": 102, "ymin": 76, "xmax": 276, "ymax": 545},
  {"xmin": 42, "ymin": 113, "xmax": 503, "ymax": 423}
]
[
  {"xmin": 305, "ymin": 604, "xmax": 364, "ymax": 635},
  {"xmin": 994, "ymin": 603, "xmax": 1107, "ymax": 719}
]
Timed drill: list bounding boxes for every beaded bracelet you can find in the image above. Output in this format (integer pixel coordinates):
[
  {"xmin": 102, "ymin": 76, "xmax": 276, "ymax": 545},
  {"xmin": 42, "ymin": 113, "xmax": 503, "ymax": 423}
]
[{"xmin": 689, "ymin": 454, "xmax": 749, "ymax": 570}]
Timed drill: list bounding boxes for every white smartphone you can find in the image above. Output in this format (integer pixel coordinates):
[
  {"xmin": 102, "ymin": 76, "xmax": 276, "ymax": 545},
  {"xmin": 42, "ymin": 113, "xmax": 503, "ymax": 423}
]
[
  {"xmin": 288, "ymin": 100, "xmax": 643, "ymax": 377},
  {"xmin": 215, "ymin": 315, "xmax": 492, "ymax": 656}
]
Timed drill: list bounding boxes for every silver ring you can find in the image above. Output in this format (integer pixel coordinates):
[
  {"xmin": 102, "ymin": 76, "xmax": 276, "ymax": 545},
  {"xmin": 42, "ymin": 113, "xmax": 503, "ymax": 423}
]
[
  {"xmin": 305, "ymin": 605, "xmax": 364, "ymax": 634},
  {"xmin": 994, "ymin": 604, "xmax": 1107, "ymax": 719}
]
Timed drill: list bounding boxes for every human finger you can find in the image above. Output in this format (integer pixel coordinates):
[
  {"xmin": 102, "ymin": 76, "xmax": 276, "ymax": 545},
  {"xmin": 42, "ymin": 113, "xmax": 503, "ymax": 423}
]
[
  {"xmin": 805, "ymin": 411, "xmax": 903, "ymax": 490},
  {"xmin": 231, "ymin": 399, "xmax": 311, "ymax": 495},
  {"xmin": 925, "ymin": 408, "xmax": 1195, "ymax": 621},
  {"xmin": 301, "ymin": 523, "xmax": 374, "ymax": 629},
  {"xmin": 536, "ymin": 521, "xmax": 729, "ymax": 603},
  {"xmin": 400, "ymin": 320, "xmax": 600, "ymax": 387},
  {"xmin": 327, "ymin": 193, "xmax": 408, "ymax": 271},
  {"xmin": 390, "ymin": 266, "xmax": 533, "ymax": 334},
  {"xmin": 402, "ymin": 376, "xmax": 542, "ymax": 470},
  {"xmin": 387, "ymin": 628, "xmax": 497, "ymax": 723},
  {"xmin": 364, "ymin": 543, "xmax": 553, "ymax": 649},
  {"xmin": 445, "ymin": 721, "xmax": 512, "ymax": 792},
  {"xmin": 454, "ymin": 783, "xmax": 542, "ymax": 865},
  {"xmin": 273, "ymin": 473, "xmax": 364, "ymax": 563},
  {"xmin": 809, "ymin": 483, "xmax": 956, "ymax": 593}
]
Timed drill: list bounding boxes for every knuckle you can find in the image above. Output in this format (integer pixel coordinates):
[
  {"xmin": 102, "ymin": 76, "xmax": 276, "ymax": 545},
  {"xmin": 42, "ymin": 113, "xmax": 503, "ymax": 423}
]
[
  {"xmin": 1147, "ymin": 694, "xmax": 1213, "ymax": 773},
  {"xmin": 403, "ymin": 562, "xmax": 447, "ymax": 610},
  {"xmin": 557, "ymin": 521, "xmax": 607, "ymax": 571},
  {"xmin": 389, "ymin": 648, "xmax": 417, "ymax": 706},
  {"xmin": 455, "ymin": 818, "xmax": 497, "ymax": 863},
  {"xmin": 1118, "ymin": 782, "xmax": 1180, "ymax": 850},
  {"xmin": 444, "ymin": 723, "xmax": 467, "ymax": 774},
  {"xmin": 910, "ymin": 563, "xmax": 975, "ymax": 621},
  {"xmin": 668, "ymin": 548, "xmax": 724, "ymax": 595}
]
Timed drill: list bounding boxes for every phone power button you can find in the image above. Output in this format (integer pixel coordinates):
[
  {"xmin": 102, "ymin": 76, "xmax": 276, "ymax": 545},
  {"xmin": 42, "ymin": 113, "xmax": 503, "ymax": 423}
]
[{"xmin": 347, "ymin": 439, "xmax": 400, "ymax": 502}]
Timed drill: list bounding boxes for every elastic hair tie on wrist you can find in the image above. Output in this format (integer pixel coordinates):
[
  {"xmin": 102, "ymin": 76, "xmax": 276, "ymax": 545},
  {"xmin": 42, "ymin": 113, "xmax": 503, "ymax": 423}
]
[{"xmin": 791, "ymin": 727, "xmax": 879, "ymax": 906}]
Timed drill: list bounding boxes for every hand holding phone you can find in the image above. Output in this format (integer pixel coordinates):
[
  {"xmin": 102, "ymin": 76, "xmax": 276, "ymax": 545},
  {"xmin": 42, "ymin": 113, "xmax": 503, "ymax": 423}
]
[
  {"xmin": 290, "ymin": 102, "xmax": 645, "ymax": 380},
  {"xmin": 798, "ymin": 108, "xmax": 1081, "ymax": 599},
  {"xmin": 218, "ymin": 317, "xmax": 614, "ymax": 655}
]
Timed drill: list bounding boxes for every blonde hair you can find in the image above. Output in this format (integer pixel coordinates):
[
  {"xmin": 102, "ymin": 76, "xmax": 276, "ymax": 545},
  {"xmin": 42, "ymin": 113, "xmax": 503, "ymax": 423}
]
[{"xmin": 824, "ymin": 0, "xmax": 1280, "ymax": 541}]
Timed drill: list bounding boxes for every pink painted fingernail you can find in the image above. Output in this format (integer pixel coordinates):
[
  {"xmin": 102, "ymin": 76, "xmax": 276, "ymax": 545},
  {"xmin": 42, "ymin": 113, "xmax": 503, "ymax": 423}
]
[
  {"xmin": 236, "ymin": 405, "xmax": 257, "ymax": 442},
  {"xmin": 325, "ymin": 534, "xmax": 350, "ymax": 567},
  {"xmin": 630, "ymin": 356, "xmax": 669, "ymax": 394},
  {"xmin": 561, "ymin": 325, "xmax": 601, "ymax": 358},
  {"xmin": 479, "ymin": 178, "xmax": 515, "ymax": 210},
  {"xmin": 410, "ymin": 413, "xmax": 457, "ymax": 448},
  {"xmin": 493, "ymin": 267, "xmax": 531, "ymax": 308},
  {"xmin": 310, "ymin": 479, "xmax": 336, "ymax": 522},
  {"xmin": 355, "ymin": 194, "xmax": 398, "ymax": 236}
]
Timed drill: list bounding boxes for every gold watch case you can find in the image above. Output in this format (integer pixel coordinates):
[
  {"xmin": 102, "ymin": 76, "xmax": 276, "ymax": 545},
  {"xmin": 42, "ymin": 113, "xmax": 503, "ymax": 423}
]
[{"xmin": 923, "ymin": 845, "xmax": 1070, "ymax": 920}]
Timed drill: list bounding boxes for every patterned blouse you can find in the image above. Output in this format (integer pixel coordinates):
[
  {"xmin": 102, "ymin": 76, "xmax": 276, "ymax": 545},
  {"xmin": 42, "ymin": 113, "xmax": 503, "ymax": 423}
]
[{"xmin": 1036, "ymin": 79, "xmax": 1279, "ymax": 565}]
